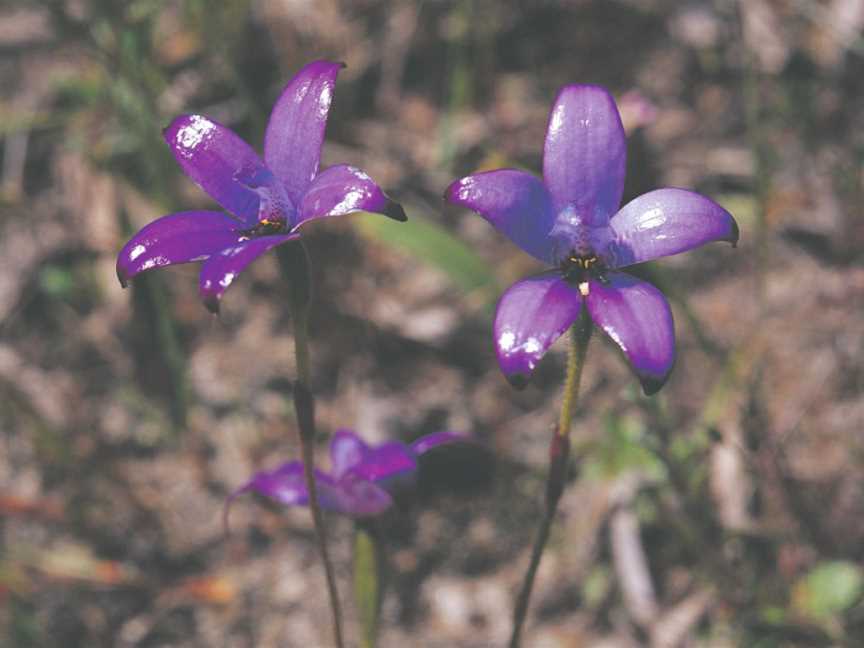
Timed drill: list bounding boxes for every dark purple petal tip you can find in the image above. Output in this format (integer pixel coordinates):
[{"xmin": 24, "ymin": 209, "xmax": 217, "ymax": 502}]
[
  {"xmin": 507, "ymin": 373, "xmax": 530, "ymax": 390},
  {"xmin": 729, "ymin": 218, "xmax": 740, "ymax": 247},
  {"xmin": 383, "ymin": 198, "xmax": 408, "ymax": 222},
  {"xmin": 203, "ymin": 294, "xmax": 220, "ymax": 315},
  {"xmin": 640, "ymin": 373, "xmax": 669, "ymax": 397},
  {"xmin": 297, "ymin": 164, "xmax": 406, "ymax": 227}
]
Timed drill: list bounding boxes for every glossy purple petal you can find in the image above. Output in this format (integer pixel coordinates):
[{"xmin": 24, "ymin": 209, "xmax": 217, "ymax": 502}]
[
  {"xmin": 264, "ymin": 60, "xmax": 343, "ymax": 205},
  {"xmin": 585, "ymin": 272, "xmax": 674, "ymax": 395},
  {"xmin": 297, "ymin": 164, "xmax": 406, "ymax": 227},
  {"xmin": 445, "ymin": 169, "xmax": 556, "ymax": 264},
  {"xmin": 348, "ymin": 443, "xmax": 417, "ymax": 483},
  {"xmin": 116, "ymin": 211, "xmax": 242, "ymax": 287},
  {"xmin": 410, "ymin": 432, "xmax": 471, "ymax": 456},
  {"xmin": 494, "ymin": 274, "xmax": 584, "ymax": 387},
  {"xmin": 543, "ymin": 85, "xmax": 626, "ymax": 227},
  {"xmin": 329, "ymin": 429, "xmax": 371, "ymax": 479},
  {"xmin": 198, "ymin": 233, "xmax": 299, "ymax": 313},
  {"xmin": 164, "ymin": 115, "xmax": 270, "ymax": 225},
  {"xmin": 605, "ymin": 188, "xmax": 739, "ymax": 268}
]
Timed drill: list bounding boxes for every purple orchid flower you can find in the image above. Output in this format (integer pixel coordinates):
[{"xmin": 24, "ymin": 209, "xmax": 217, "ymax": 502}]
[
  {"xmin": 445, "ymin": 85, "xmax": 738, "ymax": 394},
  {"xmin": 227, "ymin": 429, "xmax": 470, "ymax": 519},
  {"xmin": 117, "ymin": 61, "xmax": 406, "ymax": 313}
]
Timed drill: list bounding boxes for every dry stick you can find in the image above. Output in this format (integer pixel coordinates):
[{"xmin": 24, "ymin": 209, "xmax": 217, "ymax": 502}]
[
  {"xmin": 509, "ymin": 318, "xmax": 592, "ymax": 648},
  {"xmin": 280, "ymin": 243, "xmax": 345, "ymax": 648}
]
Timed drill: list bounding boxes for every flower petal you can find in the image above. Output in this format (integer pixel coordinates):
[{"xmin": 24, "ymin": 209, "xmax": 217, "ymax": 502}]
[
  {"xmin": 329, "ymin": 429, "xmax": 371, "ymax": 479},
  {"xmin": 585, "ymin": 272, "xmax": 674, "ymax": 395},
  {"xmin": 332, "ymin": 475, "xmax": 394, "ymax": 517},
  {"xmin": 225, "ymin": 462, "xmax": 379, "ymax": 517},
  {"xmin": 445, "ymin": 169, "xmax": 556, "ymax": 264},
  {"xmin": 409, "ymin": 432, "xmax": 471, "ymax": 457},
  {"xmin": 116, "ymin": 211, "xmax": 242, "ymax": 287},
  {"xmin": 543, "ymin": 85, "xmax": 626, "ymax": 226},
  {"xmin": 348, "ymin": 443, "xmax": 417, "ymax": 484},
  {"xmin": 198, "ymin": 233, "xmax": 298, "ymax": 313},
  {"xmin": 297, "ymin": 164, "xmax": 406, "ymax": 227},
  {"xmin": 605, "ymin": 188, "xmax": 739, "ymax": 268},
  {"xmin": 164, "ymin": 115, "xmax": 270, "ymax": 225},
  {"xmin": 229, "ymin": 462, "xmax": 309, "ymax": 508},
  {"xmin": 494, "ymin": 274, "xmax": 584, "ymax": 387},
  {"xmin": 264, "ymin": 60, "xmax": 344, "ymax": 205}
]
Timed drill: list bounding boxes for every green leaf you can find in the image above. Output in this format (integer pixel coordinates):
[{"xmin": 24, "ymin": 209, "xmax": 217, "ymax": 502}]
[
  {"xmin": 793, "ymin": 561, "xmax": 863, "ymax": 621},
  {"xmin": 353, "ymin": 211, "xmax": 499, "ymax": 300}
]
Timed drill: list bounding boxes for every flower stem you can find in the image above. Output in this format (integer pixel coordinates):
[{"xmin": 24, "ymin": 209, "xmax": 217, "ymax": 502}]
[
  {"xmin": 354, "ymin": 522, "xmax": 385, "ymax": 648},
  {"xmin": 509, "ymin": 316, "xmax": 592, "ymax": 648},
  {"xmin": 557, "ymin": 317, "xmax": 592, "ymax": 439},
  {"xmin": 278, "ymin": 243, "xmax": 345, "ymax": 648}
]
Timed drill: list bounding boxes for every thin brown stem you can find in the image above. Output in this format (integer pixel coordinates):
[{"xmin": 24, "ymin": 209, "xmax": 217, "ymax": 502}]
[
  {"xmin": 508, "ymin": 494, "xmax": 558, "ymax": 648},
  {"xmin": 509, "ymin": 319, "xmax": 591, "ymax": 648},
  {"xmin": 280, "ymin": 243, "xmax": 345, "ymax": 648}
]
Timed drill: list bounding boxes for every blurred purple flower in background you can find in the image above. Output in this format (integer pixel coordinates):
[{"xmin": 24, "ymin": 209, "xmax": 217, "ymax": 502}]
[
  {"xmin": 227, "ymin": 429, "xmax": 470, "ymax": 519},
  {"xmin": 446, "ymin": 85, "xmax": 738, "ymax": 394},
  {"xmin": 117, "ymin": 60, "xmax": 405, "ymax": 313}
]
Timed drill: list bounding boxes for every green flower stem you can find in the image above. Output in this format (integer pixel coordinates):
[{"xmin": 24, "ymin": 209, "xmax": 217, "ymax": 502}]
[
  {"xmin": 509, "ymin": 317, "xmax": 592, "ymax": 648},
  {"xmin": 557, "ymin": 317, "xmax": 592, "ymax": 440},
  {"xmin": 354, "ymin": 522, "xmax": 385, "ymax": 648},
  {"xmin": 278, "ymin": 243, "xmax": 345, "ymax": 648}
]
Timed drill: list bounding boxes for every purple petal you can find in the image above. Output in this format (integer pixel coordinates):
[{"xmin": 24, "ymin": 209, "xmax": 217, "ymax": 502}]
[
  {"xmin": 585, "ymin": 272, "xmax": 675, "ymax": 395},
  {"xmin": 164, "ymin": 115, "xmax": 270, "ymax": 225},
  {"xmin": 348, "ymin": 443, "xmax": 417, "ymax": 483},
  {"xmin": 445, "ymin": 169, "xmax": 556, "ymax": 264},
  {"xmin": 332, "ymin": 475, "xmax": 394, "ymax": 517},
  {"xmin": 543, "ymin": 85, "xmax": 627, "ymax": 227},
  {"xmin": 297, "ymin": 164, "xmax": 406, "ymax": 227},
  {"xmin": 494, "ymin": 274, "xmax": 584, "ymax": 387},
  {"xmin": 605, "ymin": 188, "xmax": 739, "ymax": 268},
  {"xmin": 229, "ymin": 462, "xmax": 309, "ymax": 508},
  {"xmin": 329, "ymin": 429, "xmax": 371, "ymax": 479},
  {"xmin": 264, "ymin": 60, "xmax": 344, "ymax": 205},
  {"xmin": 225, "ymin": 461, "xmax": 383, "ymax": 518},
  {"xmin": 198, "ymin": 233, "xmax": 298, "ymax": 313},
  {"xmin": 409, "ymin": 432, "xmax": 471, "ymax": 457},
  {"xmin": 116, "ymin": 211, "xmax": 242, "ymax": 287}
]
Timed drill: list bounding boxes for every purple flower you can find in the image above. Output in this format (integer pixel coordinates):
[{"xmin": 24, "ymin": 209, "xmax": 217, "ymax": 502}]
[
  {"xmin": 117, "ymin": 61, "xmax": 406, "ymax": 313},
  {"xmin": 445, "ymin": 85, "xmax": 738, "ymax": 394},
  {"xmin": 227, "ymin": 429, "xmax": 470, "ymax": 519}
]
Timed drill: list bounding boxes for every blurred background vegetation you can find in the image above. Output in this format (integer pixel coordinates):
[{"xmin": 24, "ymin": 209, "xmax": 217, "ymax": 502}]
[{"xmin": 1, "ymin": 0, "xmax": 863, "ymax": 646}]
